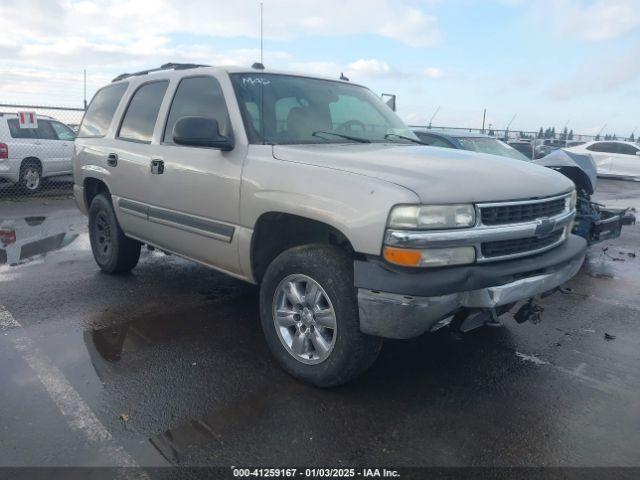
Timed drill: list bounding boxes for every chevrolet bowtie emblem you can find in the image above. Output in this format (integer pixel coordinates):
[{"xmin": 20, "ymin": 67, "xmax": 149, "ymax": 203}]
[{"xmin": 534, "ymin": 218, "xmax": 555, "ymax": 238}]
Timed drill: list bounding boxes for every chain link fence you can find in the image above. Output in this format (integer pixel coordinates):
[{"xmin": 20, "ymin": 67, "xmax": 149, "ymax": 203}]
[
  {"xmin": 409, "ymin": 125, "xmax": 600, "ymax": 143},
  {"xmin": 0, "ymin": 104, "xmax": 84, "ymax": 202}
]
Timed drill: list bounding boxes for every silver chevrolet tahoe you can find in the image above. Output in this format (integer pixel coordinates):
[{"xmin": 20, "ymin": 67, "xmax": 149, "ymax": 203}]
[{"xmin": 73, "ymin": 63, "xmax": 586, "ymax": 386}]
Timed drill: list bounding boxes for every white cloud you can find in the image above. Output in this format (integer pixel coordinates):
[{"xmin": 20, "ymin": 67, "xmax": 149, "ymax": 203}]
[
  {"xmin": 346, "ymin": 59, "xmax": 394, "ymax": 78},
  {"xmin": 423, "ymin": 67, "xmax": 444, "ymax": 78},
  {"xmin": 377, "ymin": 7, "xmax": 442, "ymax": 47},
  {"xmin": 514, "ymin": 0, "xmax": 640, "ymax": 42},
  {"xmin": 546, "ymin": 42, "xmax": 640, "ymax": 100}
]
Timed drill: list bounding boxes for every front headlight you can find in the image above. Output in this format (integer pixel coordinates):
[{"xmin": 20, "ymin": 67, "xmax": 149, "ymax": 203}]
[
  {"xmin": 566, "ymin": 190, "xmax": 577, "ymax": 211},
  {"xmin": 388, "ymin": 204, "xmax": 476, "ymax": 230}
]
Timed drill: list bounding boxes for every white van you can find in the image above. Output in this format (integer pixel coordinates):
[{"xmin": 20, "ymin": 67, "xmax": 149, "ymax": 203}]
[{"xmin": 0, "ymin": 113, "xmax": 76, "ymax": 192}]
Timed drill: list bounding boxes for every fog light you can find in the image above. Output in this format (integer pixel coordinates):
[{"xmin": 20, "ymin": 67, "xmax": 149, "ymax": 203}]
[{"xmin": 383, "ymin": 246, "xmax": 476, "ymax": 267}]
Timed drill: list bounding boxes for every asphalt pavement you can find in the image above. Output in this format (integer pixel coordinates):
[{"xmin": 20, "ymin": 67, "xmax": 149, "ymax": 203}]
[{"xmin": 0, "ymin": 179, "xmax": 639, "ymax": 474}]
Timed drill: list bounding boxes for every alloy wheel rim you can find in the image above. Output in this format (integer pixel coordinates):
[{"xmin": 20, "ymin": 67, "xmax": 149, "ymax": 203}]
[
  {"xmin": 24, "ymin": 168, "xmax": 40, "ymax": 190},
  {"xmin": 272, "ymin": 274, "xmax": 337, "ymax": 364},
  {"xmin": 95, "ymin": 212, "xmax": 112, "ymax": 260}
]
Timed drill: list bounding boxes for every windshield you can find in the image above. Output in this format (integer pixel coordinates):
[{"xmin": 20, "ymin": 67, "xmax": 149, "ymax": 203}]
[
  {"xmin": 457, "ymin": 137, "xmax": 529, "ymax": 161},
  {"xmin": 230, "ymin": 73, "xmax": 418, "ymax": 145}
]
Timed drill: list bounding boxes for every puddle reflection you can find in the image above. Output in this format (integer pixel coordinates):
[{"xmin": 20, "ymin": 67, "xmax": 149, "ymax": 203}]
[{"xmin": 0, "ymin": 212, "xmax": 84, "ymax": 266}]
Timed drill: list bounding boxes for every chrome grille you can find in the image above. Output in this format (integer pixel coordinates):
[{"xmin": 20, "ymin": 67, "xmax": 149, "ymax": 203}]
[
  {"xmin": 481, "ymin": 197, "xmax": 566, "ymax": 225},
  {"xmin": 481, "ymin": 230, "xmax": 564, "ymax": 258}
]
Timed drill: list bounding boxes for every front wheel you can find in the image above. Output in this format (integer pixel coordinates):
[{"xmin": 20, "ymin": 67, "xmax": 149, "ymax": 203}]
[
  {"xmin": 88, "ymin": 194, "xmax": 141, "ymax": 273},
  {"xmin": 260, "ymin": 244, "xmax": 382, "ymax": 387}
]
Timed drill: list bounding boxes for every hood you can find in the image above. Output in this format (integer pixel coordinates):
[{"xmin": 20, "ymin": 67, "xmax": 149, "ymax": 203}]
[
  {"xmin": 533, "ymin": 149, "xmax": 598, "ymax": 195},
  {"xmin": 273, "ymin": 144, "xmax": 574, "ymax": 204}
]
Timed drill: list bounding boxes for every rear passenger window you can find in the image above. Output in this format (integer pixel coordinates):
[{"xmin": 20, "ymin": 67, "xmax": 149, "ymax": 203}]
[
  {"xmin": 34, "ymin": 120, "xmax": 56, "ymax": 140},
  {"xmin": 78, "ymin": 83, "xmax": 128, "ymax": 138},
  {"xmin": 118, "ymin": 81, "xmax": 169, "ymax": 143},
  {"xmin": 7, "ymin": 118, "xmax": 34, "ymax": 139},
  {"xmin": 163, "ymin": 76, "xmax": 231, "ymax": 144}
]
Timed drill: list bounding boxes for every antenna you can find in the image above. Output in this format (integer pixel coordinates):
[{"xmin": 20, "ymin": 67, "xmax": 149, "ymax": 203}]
[
  {"xmin": 260, "ymin": 2, "xmax": 264, "ymax": 65},
  {"xmin": 428, "ymin": 106, "xmax": 440, "ymax": 129}
]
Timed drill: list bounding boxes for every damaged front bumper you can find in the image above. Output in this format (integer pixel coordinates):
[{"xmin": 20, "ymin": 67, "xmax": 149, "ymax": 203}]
[{"xmin": 355, "ymin": 234, "xmax": 587, "ymax": 339}]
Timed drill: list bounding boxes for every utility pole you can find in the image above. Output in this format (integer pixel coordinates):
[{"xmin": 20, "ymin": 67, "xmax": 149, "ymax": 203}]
[
  {"xmin": 481, "ymin": 108, "xmax": 486, "ymax": 133},
  {"xmin": 83, "ymin": 69, "xmax": 87, "ymax": 109}
]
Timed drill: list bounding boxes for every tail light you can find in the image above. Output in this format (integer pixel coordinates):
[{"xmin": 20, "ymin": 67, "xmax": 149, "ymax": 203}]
[
  {"xmin": 0, "ymin": 229, "xmax": 16, "ymax": 246},
  {"xmin": 0, "ymin": 142, "xmax": 8, "ymax": 159}
]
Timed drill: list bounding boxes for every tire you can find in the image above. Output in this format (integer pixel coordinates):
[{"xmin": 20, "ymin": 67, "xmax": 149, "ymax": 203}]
[
  {"xmin": 19, "ymin": 161, "xmax": 42, "ymax": 193},
  {"xmin": 260, "ymin": 244, "xmax": 382, "ymax": 387},
  {"xmin": 88, "ymin": 193, "xmax": 141, "ymax": 273}
]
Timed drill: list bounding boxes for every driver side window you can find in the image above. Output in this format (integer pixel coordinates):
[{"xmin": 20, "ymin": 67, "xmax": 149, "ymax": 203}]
[{"xmin": 329, "ymin": 95, "xmax": 386, "ymax": 133}]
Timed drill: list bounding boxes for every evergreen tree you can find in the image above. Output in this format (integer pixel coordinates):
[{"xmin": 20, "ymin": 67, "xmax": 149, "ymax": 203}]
[
  {"xmin": 630, "ymin": 133, "xmax": 635, "ymax": 142},
  {"xmin": 595, "ymin": 134, "xmax": 600, "ymax": 141},
  {"xmin": 551, "ymin": 127, "xmax": 556, "ymax": 139},
  {"xmin": 561, "ymin": 126, "xmax": 568, "ymax": 140},
  {"xmin": 538, "ymin": 127, "xmax": 544, "ymax": 139},
  {"xmin": 568, "ymin": 129, "xmax": 574, "ymax": 140}
]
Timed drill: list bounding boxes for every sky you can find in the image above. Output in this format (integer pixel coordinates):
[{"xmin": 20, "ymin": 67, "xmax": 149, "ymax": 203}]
[{"xmin": 1, "ymin": 0, "xmax": 639, "ymax": 137}]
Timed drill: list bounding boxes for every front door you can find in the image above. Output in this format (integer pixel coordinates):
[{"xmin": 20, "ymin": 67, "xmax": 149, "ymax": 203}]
[
  {"xmin": 144, "ymin": 75, "xmax": 244, "ymax": 274},
  {"xmin": 49, "ymin": 120, "xmax": 76, "ymax": 174}
]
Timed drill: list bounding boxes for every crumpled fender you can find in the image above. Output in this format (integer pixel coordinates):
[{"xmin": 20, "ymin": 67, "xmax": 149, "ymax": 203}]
[{"xmin": 533, "ymin": 150, "xmax": 598, "ymax": 195}]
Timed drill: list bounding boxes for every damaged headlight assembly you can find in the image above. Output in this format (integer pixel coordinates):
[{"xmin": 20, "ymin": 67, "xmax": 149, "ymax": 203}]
[{"xmin": 384, "ymin": 204, "xmax": 476, "ymax": 267}]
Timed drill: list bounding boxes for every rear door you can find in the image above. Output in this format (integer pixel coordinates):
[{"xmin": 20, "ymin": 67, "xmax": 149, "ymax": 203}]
[
  {"xmin": 49, "ymin": 121, "xmax": 75, "ymax": 174},
  {"xmin": 108, "ymin": 80, "xmax": 170, "ymax": 240},
  {"xmin": 6, "ymin": 118, "xmax": 43, "ymax": 168},
  {"xmin": 610, "ymin": 142, "xmax": 640, "ymax": 178}
]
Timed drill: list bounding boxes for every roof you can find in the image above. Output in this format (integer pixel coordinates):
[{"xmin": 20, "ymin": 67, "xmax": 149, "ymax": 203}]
[
  {"xmin": 0, "ymin": 112, "xmax": 54, "ymax": 119},
  {"xmin": 110, "ymin": 62, "xmax": 360, "ymax": 87}
]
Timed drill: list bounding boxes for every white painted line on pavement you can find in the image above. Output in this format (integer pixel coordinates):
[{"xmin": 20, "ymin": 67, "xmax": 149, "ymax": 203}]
[{"xmin": 0, "ymin": 304, "xmax": 149, "ymax": 476}]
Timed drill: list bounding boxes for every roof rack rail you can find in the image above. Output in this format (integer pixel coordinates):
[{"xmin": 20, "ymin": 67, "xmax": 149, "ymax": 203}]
[
  {"xmin": 111, "ymin": 62, "xmax": 210, "ymax": 83},
  {"xmin": 0, "ymin": 112, "xmax": 54, "ymax": 119}
]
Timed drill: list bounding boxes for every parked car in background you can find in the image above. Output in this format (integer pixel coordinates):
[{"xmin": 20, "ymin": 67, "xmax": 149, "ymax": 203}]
[
  {"xmin": 507, "ymin": 140, "xmax": 536, "ymax": 159},
  {"xmin": 564, "ymin": 140, "xmax": 640, "ymax": 180},
  {"xmin": 412, "ymin": 129, "xmax": 528, "ymax": 161},
  {"xmin": 412, "ymin": 128, "xmax": 635, "ymax": 245},
  {"xmin": 0, "ymin": 113, "xmax": 76, "ymax": 192},
  {"xmin": 74, "ymin": 63, "xmax": 586, "ymax": 386}
]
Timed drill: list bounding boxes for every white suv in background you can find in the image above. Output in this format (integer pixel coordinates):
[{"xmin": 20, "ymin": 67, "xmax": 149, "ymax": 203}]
[
  {"xmin": 565, "ymin": 140, "xmax": 640, "ymax": 180},
  {"xmin": 0, "ymin": 113, "xmax": 76, "ymax": 192}
]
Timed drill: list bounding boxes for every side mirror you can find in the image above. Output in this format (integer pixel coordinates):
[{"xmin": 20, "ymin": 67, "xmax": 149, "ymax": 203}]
[{"xmin": 173, "ymin": 117, "xmax": 234, "ymax": 151}]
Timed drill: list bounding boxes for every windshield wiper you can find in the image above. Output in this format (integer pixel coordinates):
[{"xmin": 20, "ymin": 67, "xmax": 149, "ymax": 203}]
[
  {"xmin": 384, "ymin": 133, "xmax": 425, "ymax": 145},
  {"xmin": 312, "ymin": 131, "xmax": 371, "ymax": 143}
]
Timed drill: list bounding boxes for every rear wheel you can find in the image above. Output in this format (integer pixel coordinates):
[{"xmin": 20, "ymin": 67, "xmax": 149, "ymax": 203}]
[
  {"xmin": 19, "ymin": 161, "xmax": 42, "ymax": 193},
  {"xmin": 260, "ymin": 244, "xmax": 382, "ymax": 387},
  {"xmin": 88, "ymin": 194, "xmax": 141, "ymax": 273}
]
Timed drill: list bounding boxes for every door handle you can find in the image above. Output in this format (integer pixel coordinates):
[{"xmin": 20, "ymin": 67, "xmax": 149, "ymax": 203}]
[
  {"xmin": 107, "ymin": 153, "xmax": 118, "ymax": 167},
  {"xmin": 150, "ymin": 159, "xmax": 164, "ymax": 175}
]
